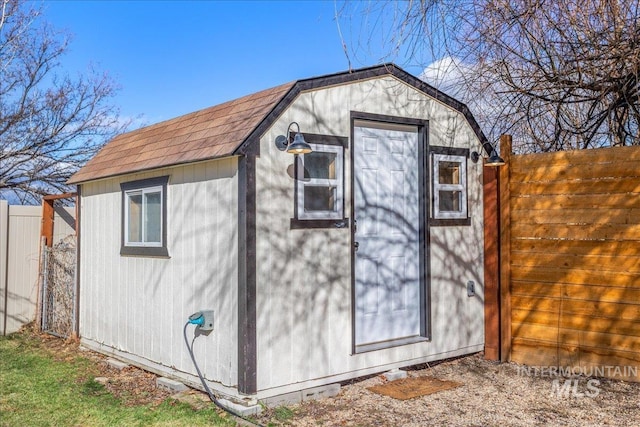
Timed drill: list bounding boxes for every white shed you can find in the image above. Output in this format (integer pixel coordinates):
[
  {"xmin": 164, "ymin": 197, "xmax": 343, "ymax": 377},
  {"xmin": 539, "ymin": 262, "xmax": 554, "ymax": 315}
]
[{"xmin": 68, "ymin": 64, "xmax": 493, "ymax": 406}]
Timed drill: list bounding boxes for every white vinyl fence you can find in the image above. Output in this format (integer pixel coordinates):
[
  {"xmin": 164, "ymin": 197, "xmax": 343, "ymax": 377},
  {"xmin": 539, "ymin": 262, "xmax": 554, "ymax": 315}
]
[{"xmin": 0, "ymin": 200, "xmax": 76, "ymax": 335}]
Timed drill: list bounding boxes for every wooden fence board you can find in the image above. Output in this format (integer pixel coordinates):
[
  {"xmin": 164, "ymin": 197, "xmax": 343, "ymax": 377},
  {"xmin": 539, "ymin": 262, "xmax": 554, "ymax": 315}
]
[
  {"xmin": 511, "ymin": 295, "xmax": 640, "ymax": 321},
  {"xmin": 512, "ymin": 239, "xmax": 640, "ymax": 257},
  {"xmin": 511, "ymin": 160, "xmax": 640, "ymax": 183},
  {"xmin": 512, "ymin": 282, "xmax": 640, "ymax": 304},
  {"xmin": 513, "ymin": 144, "xmax": 640, "ymax": 168},
  {"xmin": 511, "ymin": 176, "xmax": 640, "ymax": 197},
  {"xmin": 483, "ymin": 165, "xmax": 500, "ymax": 360},
  {"xmin": 511, "ymin": 193, "xmax": 640, "ymax": 210},
  {"xmin": 513, "ymin": 323, "xmax": 640, "ymax": 354},
  {"xmin": 511, "ymin": 339, "xmax": 640, "ymax": 380},
  {"xmin": 512, "ymin": 308, "xmax": 640, "ymax": 337},
  {"xmin": 511, "ymin": 252, "xmax": 640, "ymax": 273},
  {"xmin": 511, "ymin": 265, "xmax": 640, "ymax": 288},
  {"xmin": 512, "ymin": 223, "xmax": 640, "ymax": 241},
  {"xmin": 499, "ymin": 135, "xmax": 513, "ymax": 362},
  {"xmin": 512, "ymin": 208, "xmax": 640, "ymax": 225}
]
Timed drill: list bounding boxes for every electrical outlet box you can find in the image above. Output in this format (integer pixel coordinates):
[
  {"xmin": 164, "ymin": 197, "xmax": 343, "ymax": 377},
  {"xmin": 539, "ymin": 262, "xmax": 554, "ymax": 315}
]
[
  {"xmin": 467, "ymin": 281, "xmax": 475, "ymax": 297},
  {"xmin": 199, "ymin": 310, "xmax": 214, "ymax": 331}
]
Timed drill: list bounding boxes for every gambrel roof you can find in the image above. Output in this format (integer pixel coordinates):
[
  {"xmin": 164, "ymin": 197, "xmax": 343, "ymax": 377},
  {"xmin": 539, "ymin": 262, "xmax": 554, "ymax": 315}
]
[{"xmin": 68, "ymin": 64, "xmax": 487, "ymax": 184}]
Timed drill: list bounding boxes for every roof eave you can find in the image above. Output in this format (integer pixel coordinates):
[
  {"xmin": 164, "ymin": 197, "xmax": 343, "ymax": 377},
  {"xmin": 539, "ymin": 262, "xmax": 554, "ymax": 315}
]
[{"xmin": 66, "ymin": 153, "xmax": 241, "ymax": 185}]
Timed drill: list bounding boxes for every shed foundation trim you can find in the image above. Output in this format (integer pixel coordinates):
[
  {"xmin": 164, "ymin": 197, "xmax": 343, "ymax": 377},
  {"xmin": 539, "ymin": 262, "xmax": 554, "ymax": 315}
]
[
  {"xmin": 80, "ymin": 338, "xmax": 243, "ymax": 402},
  {"xmin": 260, "ymin": 383, "xmax": 342, "ymax": 408},
  {"xmin": 82, "ymin": 337, "xmax": 482, "ymax": 402},
  {"xmin": 253, "ymin": 344, "xmax": 483, "ymax": 400}
]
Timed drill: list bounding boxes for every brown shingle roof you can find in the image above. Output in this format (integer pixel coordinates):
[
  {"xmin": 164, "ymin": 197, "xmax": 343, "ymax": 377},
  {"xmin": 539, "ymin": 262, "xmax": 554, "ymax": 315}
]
[
  {"xmin": 69, "ymin": 64, "xmax": 490, "ymax": 185},
  {"xmin": 67, "ymin": 81, "xmax": 295, "ymax": 184}
]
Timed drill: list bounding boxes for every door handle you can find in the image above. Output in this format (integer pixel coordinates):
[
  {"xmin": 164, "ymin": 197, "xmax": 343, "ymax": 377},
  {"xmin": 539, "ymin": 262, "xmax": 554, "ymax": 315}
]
[{"xmin": 354, "ymin": 241, "xmax": 359, "ymax": 252}]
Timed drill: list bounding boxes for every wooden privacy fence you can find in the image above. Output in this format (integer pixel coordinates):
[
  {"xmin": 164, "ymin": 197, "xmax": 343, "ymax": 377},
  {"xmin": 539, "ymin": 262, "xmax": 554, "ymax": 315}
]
[{"xmin": 488, "ymin": 139, "xmax": 640, "ymax": 381}]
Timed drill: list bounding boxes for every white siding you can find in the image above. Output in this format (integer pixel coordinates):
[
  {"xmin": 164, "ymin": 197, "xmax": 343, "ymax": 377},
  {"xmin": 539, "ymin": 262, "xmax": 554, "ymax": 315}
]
[
  {"xmin": 254, "ymin": 76, "xmax": 485, "ymax": 394},
  {"xmin": 78, "ymin": 158, "xmax": 239, "ymax": 388}
]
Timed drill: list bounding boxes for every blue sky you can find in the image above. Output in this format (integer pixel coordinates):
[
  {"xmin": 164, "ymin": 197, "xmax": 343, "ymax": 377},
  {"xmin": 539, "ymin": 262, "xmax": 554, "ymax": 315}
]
[{"xmin": 44, "ymin": 1, "xmax": 426, "ymax": 128}]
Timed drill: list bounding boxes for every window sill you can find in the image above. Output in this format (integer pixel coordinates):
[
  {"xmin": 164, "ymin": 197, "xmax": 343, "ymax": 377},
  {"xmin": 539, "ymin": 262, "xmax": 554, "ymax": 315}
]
[
  {"xmin": 429, "ymin": 218, "xmax": 471, "ymax": 227},
  {"xmin": 120, "ymin": 246, "xmax": 170, "ymax": 257},
  {"xmin": 290, "ymin": 218, "xmax": 349, "ymax": 229},
  {"xmin": 354, "ymin": 335, "xmax": 430, "ymax": 354}
]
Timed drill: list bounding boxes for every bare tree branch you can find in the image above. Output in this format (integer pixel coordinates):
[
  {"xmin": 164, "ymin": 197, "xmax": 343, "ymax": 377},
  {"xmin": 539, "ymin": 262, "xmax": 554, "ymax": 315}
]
[
  {"xmin": 340, "ymin": 0, "xmax": 640, "ymax": 152},
  {"xmin": 0, "ymin": 0, "xmax": 126, "ymax": 204}
]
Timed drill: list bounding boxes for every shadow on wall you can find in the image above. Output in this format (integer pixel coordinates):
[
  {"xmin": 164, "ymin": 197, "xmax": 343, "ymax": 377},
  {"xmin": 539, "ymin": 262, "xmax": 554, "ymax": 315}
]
[
  {"xmin": 54, "ymin": 204, "xmax": 75, "ymax": 231},
  {"xmin": 104, "ymin": 163, "xmax": 239, "ymax": 383},
  {"xmin": 254, "ymin": 88, "xmax": 485, "ymax": 383},
  {"xmin": 109, "ymin": 80, "xmax": 489, "ymax": 387}
]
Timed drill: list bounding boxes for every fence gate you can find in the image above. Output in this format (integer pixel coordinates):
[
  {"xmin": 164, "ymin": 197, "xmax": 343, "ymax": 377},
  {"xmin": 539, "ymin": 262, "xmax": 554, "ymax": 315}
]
[{"xmin": 41, "ymin": 235, "xmax": 77, "ymax": 338}]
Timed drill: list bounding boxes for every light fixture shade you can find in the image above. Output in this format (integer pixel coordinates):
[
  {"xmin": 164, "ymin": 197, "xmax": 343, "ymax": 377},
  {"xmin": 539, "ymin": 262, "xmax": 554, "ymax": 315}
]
[
  {"xmin": 485, "ymin": 151, "xmax": 505, "ymax": 166},
  {"xmin": 286, "ymin": 133, "xmax": 312, "ymax": 154}
]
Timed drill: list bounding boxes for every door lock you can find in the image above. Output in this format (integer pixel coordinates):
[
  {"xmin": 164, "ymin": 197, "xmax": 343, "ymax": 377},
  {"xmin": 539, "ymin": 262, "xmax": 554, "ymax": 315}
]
[{"xmin": 354, "ymin": 241, "xmax": 359, "ymax": 252}]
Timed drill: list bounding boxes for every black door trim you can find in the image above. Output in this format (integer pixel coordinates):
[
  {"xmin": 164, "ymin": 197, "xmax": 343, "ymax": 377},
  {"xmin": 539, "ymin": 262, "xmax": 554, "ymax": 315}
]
[{"xmin": 350, "ymin": 111, "xmax": 431, "ymax": 354}]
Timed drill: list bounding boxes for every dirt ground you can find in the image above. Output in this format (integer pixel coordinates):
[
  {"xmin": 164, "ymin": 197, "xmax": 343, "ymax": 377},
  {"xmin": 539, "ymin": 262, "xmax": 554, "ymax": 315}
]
[
  {"xmin": 256, "ymin": 355, "xmax": 640, "ymax": 427},
  {"xmin": 35, "ymin": 330, "xmax": 640, "ymax": 426}
]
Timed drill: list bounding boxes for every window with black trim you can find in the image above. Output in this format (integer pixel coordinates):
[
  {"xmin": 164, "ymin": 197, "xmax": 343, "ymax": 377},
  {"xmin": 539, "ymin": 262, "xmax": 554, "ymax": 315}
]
[
  {"xmin": 298, "ymin": 143, "xmax": 343, "ymax": 219},
  {"xmin": 120, "ymin": 176, "xmax": 169, "ymax": 257},
  {"xmin": 291, "ymin": 134, "xmax": 347, "ymax": 229},
  {"xmin": 430, "ymin": 147, "xmax": 469, "ymax": 223}
]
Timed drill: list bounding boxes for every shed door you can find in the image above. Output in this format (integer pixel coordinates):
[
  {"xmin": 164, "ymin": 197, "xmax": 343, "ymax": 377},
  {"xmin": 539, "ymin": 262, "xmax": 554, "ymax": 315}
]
[{"xmin": 353, "ymin": 121, "xmax": 424, "ymax": 349}]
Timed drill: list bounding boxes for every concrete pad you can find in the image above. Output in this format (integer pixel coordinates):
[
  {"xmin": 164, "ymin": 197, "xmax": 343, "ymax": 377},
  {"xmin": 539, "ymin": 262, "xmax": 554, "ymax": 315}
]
[
  {"xmin": 172, "ymin": 390, "xmax": 211, "ymax": 410},
  {"xmin": 382, "ymin": 369, "xmax": 408, "ymax": 381},
  {"xmin": 156, "ymin": 377, "xmax": 188, "ymax": 393},
  {"xmin": 105, "ymin": 358, "xmax": 129, "ymax": 371},
  {"xmin": 217, "ymin": 398, "xmax": 262, "ymax": 416},
  {"xmin": 260, "ymin": 391, "xmax": 302, "ymax": 407},
  {"xmin": 302, "ymin": 383, "xmax": 341, "ymax": 402}
]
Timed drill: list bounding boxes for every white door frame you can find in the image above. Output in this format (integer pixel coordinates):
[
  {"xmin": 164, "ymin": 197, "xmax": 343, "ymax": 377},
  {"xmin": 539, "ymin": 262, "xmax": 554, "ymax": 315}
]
[{"xmin": 350, "ymin": 112, "xmax": 430, "ymax": 353}]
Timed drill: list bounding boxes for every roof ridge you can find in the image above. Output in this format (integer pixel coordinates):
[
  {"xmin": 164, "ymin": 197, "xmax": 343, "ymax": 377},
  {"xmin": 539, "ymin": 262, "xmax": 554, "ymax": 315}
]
[{"xmin": 68, "ymin": 63, "xmax": 487, "ymax": 184}]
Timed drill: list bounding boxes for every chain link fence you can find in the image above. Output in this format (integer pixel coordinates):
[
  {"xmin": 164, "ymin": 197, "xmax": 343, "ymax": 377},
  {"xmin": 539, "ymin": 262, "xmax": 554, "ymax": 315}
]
[{"xmin": 41, "ymin": 235, "xmax": 76, "ymax": 338}]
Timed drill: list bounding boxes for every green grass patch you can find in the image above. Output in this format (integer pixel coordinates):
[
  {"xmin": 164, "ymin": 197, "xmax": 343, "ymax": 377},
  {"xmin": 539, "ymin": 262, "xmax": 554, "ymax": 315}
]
[
  {"xmin": 273, "ymin": 406, "xmax": 294, "ymax": 421},
  {"xmin": 0, "ymin": 331, "xmax": 234, "ymax": 426}
]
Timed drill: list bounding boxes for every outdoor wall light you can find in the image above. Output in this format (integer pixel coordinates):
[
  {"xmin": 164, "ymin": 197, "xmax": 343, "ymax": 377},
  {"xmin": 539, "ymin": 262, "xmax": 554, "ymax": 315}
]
[
  {"xmin": 471, "ymin": 142, "xmax": 505, "ymax": 166},
  {"xmin": 275, "ymin": 122, "xmax": 312, "ymax": 154}
]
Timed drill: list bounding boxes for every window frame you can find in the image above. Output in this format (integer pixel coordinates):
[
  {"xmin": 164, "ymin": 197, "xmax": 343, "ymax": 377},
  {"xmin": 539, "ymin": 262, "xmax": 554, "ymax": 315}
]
[
  {"xmin": 120, "ymin": 176, "xmax": 169, "ymax": 257},
  {"xmin": 430, "ymin": 146, "xmax": 470, "ymax": 226},
  {"xmin": 290, "ymin": 133, "xmax": 348, "ymax": 229}
]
